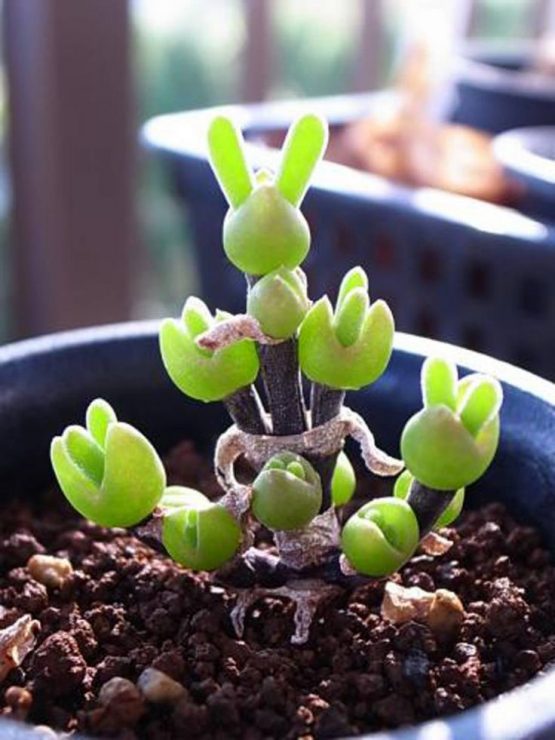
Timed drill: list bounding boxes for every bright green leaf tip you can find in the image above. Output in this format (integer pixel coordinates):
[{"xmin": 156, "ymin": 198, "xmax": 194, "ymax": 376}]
[
  {"xmin": 207, "ymin": 116, "xmax": 254, "ymax": 209},
  {"xmin": 334, "ymin": 287, "xmax": 369, "ymax": 347},
  {"xmin": 86, "ymin": 398, "xmax": 117, "ymax": 448},
  {"xmin": 331, "ymin": 451, "xmax": 356, "ymax": 506},
  {"xmin": 422, "ymin": 357, "xmax": 458, "ymax": 411},
  {"xmin": 458, "ymin": 375, "xmax": 503, "ymax": 437},
  {"xmin": 276, "ymin": 113, "xmax": 328, "ymax": 207},
  {"xmin": 336, "ymin": 266, "xmax": 368, "ymax": 309}
]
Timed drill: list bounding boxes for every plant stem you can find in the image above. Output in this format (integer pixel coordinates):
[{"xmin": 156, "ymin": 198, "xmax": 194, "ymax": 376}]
[
  {"xmin": 258, "ymin": 339, "xmax": 307, "ymax": 435},
  {"xmin": 407, "ymin": 480, "xmax": 456, "ymax": 537},
  {"xmin": 224, "ymin": 385, "xmax": 268, "ymax": 434},
  {"xmin": 246, "ymin": 273, "xmax": 307, "ymax": 436},
  {"xmin": 310, "ymin": 383, "xmax": 345, "ymax": 427},
  {"xmin": 309, "ymin": 383, "xmax": 346, "ymax": 512},
  {"xmin": 217, "ymin": 547, "xmax": 366, "ymax": 590}
]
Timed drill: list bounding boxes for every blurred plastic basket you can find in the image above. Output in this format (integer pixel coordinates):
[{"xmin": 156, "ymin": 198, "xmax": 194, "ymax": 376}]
[
  {"xmin": 494, "ymin": 126, "xmax": 555, "ymax": 222},
  {"xmin": 453, "ymin": 40, "xmax": 555, "ymax": 134},
  {"xmin": 142, "ymin": 93, "xmax": 555, "ymax": 380}
]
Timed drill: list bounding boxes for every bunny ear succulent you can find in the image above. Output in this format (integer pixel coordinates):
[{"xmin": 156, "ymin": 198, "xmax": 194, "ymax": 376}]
[
  {"xmin": 160, "ymin": 296, "xmax": 259, "ymax": 402},
  {"xmin": 160, "ymin": 486, "xmax": 241, "ymax": 571},
  {"xmin": 341, "ymin": 497, "xmax": 419, "ymax": 577},
  {"xmin": 401, "ymin": 357, "xmax": 503, "ymax": 490},
  {"xmin": 50, "ymin": 399, "xmax": 165, "ymax": 528},
  {"xmin": 208, "ymin": 114, "xmax": 328, "ymax": 276},
  {"xmin": 298, "ymin": 267, "xmax": 394, "ymax": 390},
  {"xmin": 247, "ymin": 267, "xmax": 309, "ymax": 340},
  {"xmin": 252, "ymin": 452, "xmax": 322, "ymax": 531}
]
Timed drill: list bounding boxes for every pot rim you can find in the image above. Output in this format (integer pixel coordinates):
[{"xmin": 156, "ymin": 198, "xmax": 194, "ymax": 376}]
[
  {"xmin": 494, "ymin": 126, "xmax": 555, "ymax": 189},
  {"xmin": 454, "ymin": 39, "xmax": 555, "ymax": 101},
  {"xmin": 2, "ymin": 321, "xmax": 553, "ymax": 405},
  {"xmin": 0, "ymin": 321, "xmax": 553, "ymax": 740}
]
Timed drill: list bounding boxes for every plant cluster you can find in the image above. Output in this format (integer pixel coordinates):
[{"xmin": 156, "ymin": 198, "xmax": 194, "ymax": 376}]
[{"xmin": 50, "ymin": 114, "xmax": 503, "ymax": 642}]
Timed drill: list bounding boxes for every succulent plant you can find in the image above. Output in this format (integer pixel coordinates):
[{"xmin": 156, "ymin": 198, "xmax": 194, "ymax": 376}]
[
  {"xmin": 401, "ymin": 357, "xmax": 502, "ymax": 490},
  {"xmin": 252, "ymin": 452, "xmax": 322, "ymax": 531},
  {"xmin": 160, "ymin": 486, "xmax": 241, "ymax": 571},
  {"xmin": 50, "ymin": 112, "xmax": 505, "ymax": 646},
  {"xmin": 247, "ymin": 267, "xmax": 309, "ymax": 340},
  {"xmin": 341, "ymin": 497, "xmax": 420, "ymax": 577},
  {"xmin": 160, "ymin": 296, "xmax": 259, "ymax": 402},
  {"xmin": 298, "ymin": 267, "xmax": 394, "ymax": 390},
  {"xmin": 208, "ymin": 114, "xmax": 327, "ymax": 276},
  {"xmin": 330, "ymin": 451, "xmax": 356, "ymax": 506},
  {"xmin": 51, "ymin": 399, "xmax": 165, "ymax": 528}
]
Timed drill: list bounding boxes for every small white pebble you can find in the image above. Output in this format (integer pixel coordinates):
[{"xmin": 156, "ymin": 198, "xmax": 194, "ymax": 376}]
[
  {"xmin": 27, "ymin": 554, "xmax": 73, "ymax": 590},
  {"xmin": 137, "ymin": 668, "xmax": 187, "ymax": 704}
]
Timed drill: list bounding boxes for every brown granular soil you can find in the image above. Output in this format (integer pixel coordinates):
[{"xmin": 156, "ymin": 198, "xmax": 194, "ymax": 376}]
[{"xmin": 0, "ymin": 440, "xmax": 554, "ymax": 739}]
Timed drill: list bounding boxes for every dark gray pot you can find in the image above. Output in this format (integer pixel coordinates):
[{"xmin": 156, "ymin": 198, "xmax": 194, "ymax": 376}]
[
  {"xmin": 453, "ymin": 41, "xmax": 555, "ymax": 134},
  {"xmin": 0, "ymin": 322, "xmax": 554, "ymax": 739},
  {"xmin": 494, "ymin": 126, "xmax": 555, "ymax": 222}
]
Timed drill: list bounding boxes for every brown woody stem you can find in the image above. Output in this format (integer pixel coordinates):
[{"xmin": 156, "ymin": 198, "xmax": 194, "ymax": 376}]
[
  {"xmin": 258, "ymin": 339, "xmax": 307, "ymax": 435},
  {"xmin": 407, "ymin": 480, "xmax": 457, "ymax": 536},
  {"xmin": 224, "ymin": 385, "xmax": 268, "ymax": 435},
  {"xmin": 309, "ymin": 383, "xmax": 346, "ymax": 512}
]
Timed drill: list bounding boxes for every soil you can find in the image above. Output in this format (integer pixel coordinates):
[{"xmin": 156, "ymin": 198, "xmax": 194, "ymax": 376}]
[{"xmin": 1, "ymin": 439, "xmax": 554, "ymax": 739}]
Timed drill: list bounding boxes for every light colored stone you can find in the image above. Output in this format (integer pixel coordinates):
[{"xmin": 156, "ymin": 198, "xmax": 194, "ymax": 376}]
[
  {"xmin": 27, "ymin": 554, "xmax": 73, "ymax": 590},
  {"xmin": 137, "ymin": 668, "xmax": 187, "ymax": 704},
  {"xmin": 381, "ymin": 582, "xmax": 434, "ymax": 624},
  {"xmin": 428, "ymin": 588, "xmax": 465, "ymax": 635},
  {"xmin": 419, "ymin": 531, "xmax": 453, "ymax": 556},
  {"xmin": 0, "ymin": 615, "xmax": 40, "ymax": 683},
  {"xmin": 381, "ymin": 581, "xmax": 464, "ymax": 635}
]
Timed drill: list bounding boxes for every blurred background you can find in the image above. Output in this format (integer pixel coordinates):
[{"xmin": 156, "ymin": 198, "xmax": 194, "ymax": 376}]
[{"xmin": 0, "ymin": 0, "xmax": 554, "ymax": 373}]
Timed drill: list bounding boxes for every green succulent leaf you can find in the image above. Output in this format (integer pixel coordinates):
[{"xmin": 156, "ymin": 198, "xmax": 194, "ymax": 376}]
[
  {"xmin": 298, "ymin": 273, "xmax": 394, "ymax": 390},
  {"xmin": 336, "ymin": 266, "xmax": 369, "ymax": 309},
  {"xmin": 247, "ymin": 267, "xmax": 309, "ymax": 339},
  {"xmin": 223, "ymin": 184, "xmax": 310, "ymax": 275},
  {"xmin": 207, "ymin": 116, "xmax": 254, "ymax": 209},
  {"xmin": 421, "ymin": 357, "xmax": 457, "ymax": 411},
  {"xmin": 252, "ymin": 452, "xmax": 322, "ymax": 531},
  {"xmin": 86, "ymin": 399, "xmax": 117, "ymax": 448},
  {"xmin": 341, "ymin": 497, "xmax": 419, "ymax": 577},
  {"xmin": 160, "ymin": 296, "xmax": 259, "ymax": 402},
  {"xmin": 401, "ymin": 360, "xmax": 503, "ymax": 490},
  {"xmin": 161, "ymin": 488, "xmax": 241, "ymax": 571},
  {"xmin": 393, "ymin": 470, "xmax": 465, "ymax": 528},
  {"xmin": 159, "ymin": 485, "xmax": 208, "ymax": 512},
  {"xmin": 458, "ymin": 375, "xmax": 503, "ymax": 437},
  {"xmin": 50, "ymin": 400, "xmax": 165, "ymax": 528},
  {"xmin": 331, "ymin": 451, "xmax": 356, "ymax": 506},
  {"xmin": 333, "ymin": 287, "xmax": 369, "ymax": 347},
  {"xmin": 275, "ymin": 114, "xmax": 328, "ymax": 207}
]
